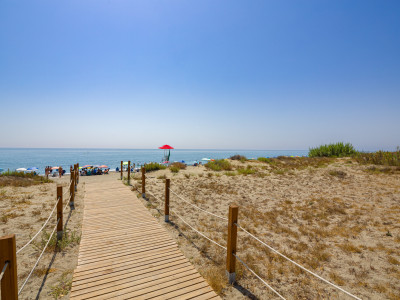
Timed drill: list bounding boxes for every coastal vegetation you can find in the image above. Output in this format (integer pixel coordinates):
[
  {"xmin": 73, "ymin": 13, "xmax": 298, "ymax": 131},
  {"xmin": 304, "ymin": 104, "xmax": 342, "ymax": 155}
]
[
  {"xmin": 229, "ymin": 155, "xmax": 247, "ymax": 162},
  {"xmin": 169, "ymin": 162, "xmax": 186, "ymax": 173},
  {"xmin": 144, "ymin": 162, "xmax": 167, "ymax": 172},
  {"xmin": 205, "ymin": 159, "xmax": 232, "ymax": 171},
  {"xmin": 354, "ymin": 148, "xmax": 400, "ymax": 166},
  {"xmin": 136, "ymin": 154, "xmax": 400, "ymax": 299},
  {"xmin": 0, "ymin": 170, "xmax": 52, "ymax": 187},
  {"xmin": 309, "ymin": 142, "xmax": 357, "ymax": 157}
]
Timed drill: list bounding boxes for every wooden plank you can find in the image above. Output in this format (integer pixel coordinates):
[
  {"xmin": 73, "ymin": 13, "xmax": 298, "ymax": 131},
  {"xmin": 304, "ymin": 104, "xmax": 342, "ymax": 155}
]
[
  {"xmin": 71, "ymin": 263, "xmax": 195, "ymax": 297},
  {"xmin": 132, "ymin": 281, "xmax": 209, "ymax": 300},
  {"xmin": 72, "ymin": 268, "xmax": 199, "ymax": 299},
  {"xmin": 73, "ymin": 251, "xmax": 182, "ymax": 279},
  {"xmin": 73, "ymin": 256, "xmax": 189, "ymax": 286},
  {"xmin": 77, "ymin": 241, "xmax": 176, "ymax": 265},
  {"xmin": 74, "ymin": 247, "xmax": 180, "ymax": 274}
]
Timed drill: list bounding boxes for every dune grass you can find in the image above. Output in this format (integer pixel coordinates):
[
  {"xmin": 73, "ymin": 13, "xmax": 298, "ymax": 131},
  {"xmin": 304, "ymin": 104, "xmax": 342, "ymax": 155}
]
[
  {"xmin": 354, "ymin": 148, "xmax": 400, "ymax": 167},
  {"xmin": 0, "ymin": 171, "xmax": 52, "ymax": 187},
  {"xmin": 144, "ymin": 162, "xmax": 167, "ymax": 172},
  {"xmin": 205, "ymin": 159, "xmax": 232, "ymax": 171}
]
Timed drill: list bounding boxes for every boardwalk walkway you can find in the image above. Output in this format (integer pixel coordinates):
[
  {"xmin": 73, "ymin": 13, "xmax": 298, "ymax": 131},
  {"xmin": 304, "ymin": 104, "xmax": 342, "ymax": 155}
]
[{"xmin": 70, "ymin": 179, "xmax": 219, "ymax": 299}]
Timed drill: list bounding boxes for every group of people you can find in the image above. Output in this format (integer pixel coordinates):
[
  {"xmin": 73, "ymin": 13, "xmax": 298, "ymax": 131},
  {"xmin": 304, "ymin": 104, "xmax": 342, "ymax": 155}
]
[
  {"xmin": 80, "ymin": 168, "xmax": 109, "ymax": 176},
  {"xmin": 45, "ymin": 166, "xmax": 66, "ymax": 178}
]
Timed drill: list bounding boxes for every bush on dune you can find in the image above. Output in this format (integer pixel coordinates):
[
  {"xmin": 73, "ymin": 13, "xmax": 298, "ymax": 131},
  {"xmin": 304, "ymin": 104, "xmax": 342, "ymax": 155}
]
[
  {"xmin": 205, "ymin": 159, "xmax": 232, "ymax": 171},
  {"xmin": 229, "ymin": 155, "xmax": 247, "ymax": 162},
  {"xmin": 169, "ymin": 162, "xmax": 186, "ymax": 173},
  {"xmin": 0, "ymin": 171, "xmax": 52, "ymax": 187},
  {"xmin": 144, "ymin": 162, "xmax": 167, "ymax": 172},
  {"xmin": 309, "ymin": 142, "xmax": 357, "ymax": 158},
  {"xmin": 354, "ymin": 148, "xmax": 400, "ymax": 167}
]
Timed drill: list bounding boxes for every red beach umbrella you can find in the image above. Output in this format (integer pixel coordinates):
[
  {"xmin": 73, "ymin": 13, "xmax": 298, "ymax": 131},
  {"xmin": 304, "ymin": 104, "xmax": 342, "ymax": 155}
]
[
  {"xmin": 158, "ymin": 145, "xmax": 174, "ymax": 149},
  {"xmin": 159, "ymin": 145, "xmax": 174, "ymax": 162},
  {"xmin": 51, "ymin": 166, "xmax": 59, "ymax": 170},
  {"xmin": 99, "ymin": 165, "xmax": 109, "ymax": 168}
]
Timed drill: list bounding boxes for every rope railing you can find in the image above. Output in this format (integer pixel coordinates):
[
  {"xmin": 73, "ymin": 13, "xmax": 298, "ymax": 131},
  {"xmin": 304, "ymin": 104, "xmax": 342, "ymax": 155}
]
[
  {"xmin": 18, "ymin": 218, "xmax": 60, "ymax": 295},
  {"xmin": 0, "ymin": 261, "xmax": 9, "ymax": 282},
  {"xmin": 138, "ymin": 166, "xmax": 364, "ymax": 299},
  {"xmin": 16, "ymin": 197, "xmax": 60, "ymax": 254},
  {"xmin": 0, "ymin": 163, "xmax": 80, "ymax": 297},
  {"xmin": 144, "ymin": 181, "xmax": 226, "ymax": 250},
  {"xmin": 63, "ymin": 182, "xmax": 71, "ymax": 197},
  {"xmin": 169, "ymin": 188, "xmax": 228, "ymax": 221},
  {"xmin": 146, "ymin": 190, "xmax": 164, "ymax": 207},
  {"xmin": 169, "ymin": 207, "xmax": 227, "ymax": 250},
  {"xmin": 233, "ymin": 253, "xmax": 286, "ymax": 300},
  {"xmin": 234, "ymin": 223, "xmax": 362, "ymax": 300}
]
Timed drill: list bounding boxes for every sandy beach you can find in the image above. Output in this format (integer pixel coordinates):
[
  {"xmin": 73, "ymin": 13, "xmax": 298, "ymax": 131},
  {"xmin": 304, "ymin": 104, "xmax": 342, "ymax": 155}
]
[
  {"xmin": 1, "ymin": 174, "xmax": 84, "ymax": 299},
  {"xmin": 132, "ymin": 158, "xmax": 400, "ymax": 299},
  {"xmin": 1, "ymin": 157, "xmax": 399, "ymax": 299}
]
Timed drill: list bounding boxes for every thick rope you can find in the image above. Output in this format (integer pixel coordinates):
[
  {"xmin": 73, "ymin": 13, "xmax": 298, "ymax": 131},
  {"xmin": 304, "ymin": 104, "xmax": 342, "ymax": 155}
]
[
  {"xmin": 63, "ymin": 194, "xmax": 71, "ymax": 212},
  {"xmin": 146, "ymin": 190, "xmax": 164, "ymax": 207},
  {"xmin": 169, "ymin": 188, "xmax": 228, "ymax": 221},
  {"xmin": 16, "ymin": 197, "xmax": 60, "ymax": 254},
  {"xmin": 63, "ymin": 183, "xmax": 71, "ymax": 197},
  {"xmin": 0, "ymin": 261, "xmax": 9, "ymax": 281},
  {"xmin": 169, "ymin": 208, "xmax": 226, "ymax": 250},
  {"xmin": 233, "ymin": 253, "xmax": 286, "ymax": 300},
  {"xmin": 235, "ymin": 223, "xmax": 362, "ymax": 300},
  {"xmin": 18, "ymin": 218, "xmax": 59, "ymax": 295}
]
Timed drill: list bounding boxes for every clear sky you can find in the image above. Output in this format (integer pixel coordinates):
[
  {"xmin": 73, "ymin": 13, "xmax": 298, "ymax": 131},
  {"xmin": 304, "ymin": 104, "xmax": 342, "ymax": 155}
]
[{"xmin": 0, "ymin": 0, "xmax": 399, "ymax": 150}]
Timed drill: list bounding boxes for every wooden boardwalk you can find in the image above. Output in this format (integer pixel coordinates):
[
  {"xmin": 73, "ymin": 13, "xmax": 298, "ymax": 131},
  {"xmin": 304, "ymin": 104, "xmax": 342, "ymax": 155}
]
[{"xmin": 70, "ymin": 179, "xmax": 220, "ymax": 299}]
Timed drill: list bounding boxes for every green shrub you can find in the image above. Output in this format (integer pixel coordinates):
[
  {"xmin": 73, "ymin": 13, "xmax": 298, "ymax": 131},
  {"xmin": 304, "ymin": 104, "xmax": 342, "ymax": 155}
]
[
  {"xmin": 309, "ymin": 142, "xmax": 357, "ymax": 157},
  {"xmin": 205, "ymin": 159, "xmax": 232, "ymax": 171},
  {"xmin": 0, "ymin": 171, "xmax": 52, "ymax": 187},
  {"xmin": 170, "ymin": 162, "xmax": 186, "ymax": 170},
  {"xmin": 224, "ymin": 171, "xmax": 237, "ymax": 176},
  {"xmin": 144, "ymin": 162, "xmax": 167, "ymax": 172},
  {"xmin": 170, "ymin": 166, "xmax": 180, "ymax": 173},
  {"xmin": 230, "ymin": 155, "xmax": 247, "ymax": 162},
  {"xmin": 257, "ymin": 157, "xmax": 271, "ymax": 163},
  {"xmin": 237, "ymin": 166, "xmax": 256, "ymax": 175},
  {"xmin": 354, "ymin": 148, "xmax": 400, "ymax": 166}
]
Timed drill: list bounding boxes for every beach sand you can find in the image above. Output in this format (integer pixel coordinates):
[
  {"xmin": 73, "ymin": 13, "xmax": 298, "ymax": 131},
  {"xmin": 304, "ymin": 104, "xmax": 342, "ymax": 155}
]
[
  {"xmin": 1, "ymin": 174, "xmax": 84, "ymax": 299},
  {"xmin": 2, "ymin": 158, "xmax": 399, "ymax": 299},
  {"xmin": 133, "ymin": 158, "xmax": 400, "ymax": 299}
]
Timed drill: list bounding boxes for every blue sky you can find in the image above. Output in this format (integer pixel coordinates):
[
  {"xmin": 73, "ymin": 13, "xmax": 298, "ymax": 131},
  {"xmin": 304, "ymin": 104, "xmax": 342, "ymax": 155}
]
[{"xmin": 0, "ymin": 0, "xmax": 399, "ymax": 150}]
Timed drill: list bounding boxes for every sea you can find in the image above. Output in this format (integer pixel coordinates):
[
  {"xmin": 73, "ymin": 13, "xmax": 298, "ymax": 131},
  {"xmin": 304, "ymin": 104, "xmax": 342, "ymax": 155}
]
[{"xmin": 0, "ymin": 148, "xmax": 308, "ymax": 174}]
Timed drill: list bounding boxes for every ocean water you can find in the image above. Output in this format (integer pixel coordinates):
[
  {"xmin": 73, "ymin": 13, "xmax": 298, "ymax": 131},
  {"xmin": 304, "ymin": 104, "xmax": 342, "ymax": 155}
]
[{"xmin": 0, "ymin": 148, "xmax": 308, "ymax": 173}]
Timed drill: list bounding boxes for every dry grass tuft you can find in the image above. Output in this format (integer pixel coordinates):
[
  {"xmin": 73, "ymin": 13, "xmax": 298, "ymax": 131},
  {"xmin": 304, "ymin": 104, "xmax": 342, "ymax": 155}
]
[{"xmin": 200, "ymin": 266, "xmax": 227, "ymax": 294}]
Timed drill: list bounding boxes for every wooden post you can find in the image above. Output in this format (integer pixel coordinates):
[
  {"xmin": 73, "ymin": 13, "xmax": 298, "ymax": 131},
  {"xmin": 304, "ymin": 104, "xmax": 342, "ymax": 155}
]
[
  {"xmin": 70, "ymin": 170, "xmax": 75, "ymax": 209},
  {"xmin": 127, "ymin": 161, "xmax": 131, "ymax": 185},
  {"xmin": 74, "ymin": 164, "xmax": 77, "ymax": 191},
  {"xmin": 141, "ymin": 167, "xmax": 146, "ymax": 198},
  {"xmin": 165, "ymin": 179, "xmax": 170, "ymax": 222},
  {"xmin": 226, "ymin": 205, "xmax": 238, "ymax": 284},
  {"xmin": 59, "ymin": 166, "xmax": 62, "ymax": 178},
  {"xmin": 120, "ymin": 161, "xmax": 123, "ymax": 180},
  {"xmin": 56, "ymin": 185, "xmax": 63, "ymax": 240},
  {"xmin": 0, "ymin": 235, "xmax": 18, "ymax": 300},
  {"xmin": 76, "ymin": 163, "xmax": 79, "ymax": 184}
]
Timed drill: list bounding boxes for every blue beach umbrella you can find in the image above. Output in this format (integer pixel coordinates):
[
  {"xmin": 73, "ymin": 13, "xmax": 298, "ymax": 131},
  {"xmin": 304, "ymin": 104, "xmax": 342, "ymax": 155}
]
[{"xmin": 27, "ymin": 167, "xmax": 38, "ymax": 171}]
